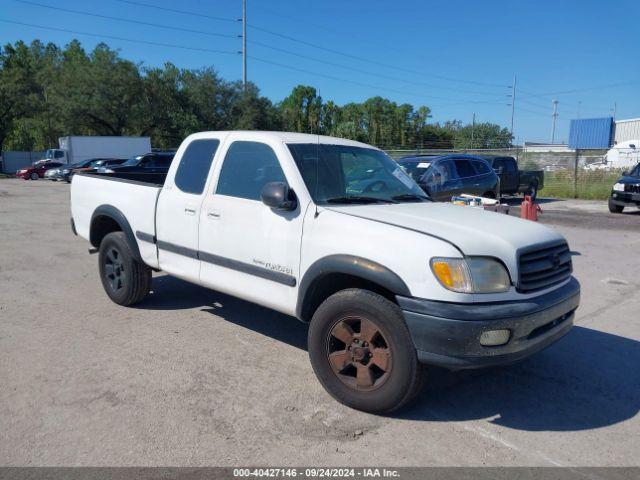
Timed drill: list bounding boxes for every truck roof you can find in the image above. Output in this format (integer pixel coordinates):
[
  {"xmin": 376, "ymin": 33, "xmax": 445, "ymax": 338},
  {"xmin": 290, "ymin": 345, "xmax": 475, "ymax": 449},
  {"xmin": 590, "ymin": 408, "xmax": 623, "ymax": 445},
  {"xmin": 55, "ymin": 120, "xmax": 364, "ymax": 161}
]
[{"xmin": 187, "ymin": 131, "xmax": 378, "ymax": 149}]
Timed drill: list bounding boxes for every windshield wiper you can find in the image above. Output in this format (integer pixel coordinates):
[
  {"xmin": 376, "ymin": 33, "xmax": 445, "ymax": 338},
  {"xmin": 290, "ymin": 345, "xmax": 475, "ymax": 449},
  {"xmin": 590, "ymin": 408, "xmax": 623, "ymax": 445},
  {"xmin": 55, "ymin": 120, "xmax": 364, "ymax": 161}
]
[
  {"xmin": 325, "ymin": 196, "xmax": 397, "ymax": 204},
  {"xmin": 391, "ymin": 193, "xmax": 431, "ymax": 202}
]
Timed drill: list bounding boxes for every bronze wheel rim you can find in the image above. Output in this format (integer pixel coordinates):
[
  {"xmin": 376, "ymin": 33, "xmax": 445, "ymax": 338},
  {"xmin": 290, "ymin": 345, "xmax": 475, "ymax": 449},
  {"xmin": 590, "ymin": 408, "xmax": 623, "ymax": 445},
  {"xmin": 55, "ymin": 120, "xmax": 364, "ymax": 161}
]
[{"xmin": 326, "ymin": 315, "xmax": 392, "ymax": 391}]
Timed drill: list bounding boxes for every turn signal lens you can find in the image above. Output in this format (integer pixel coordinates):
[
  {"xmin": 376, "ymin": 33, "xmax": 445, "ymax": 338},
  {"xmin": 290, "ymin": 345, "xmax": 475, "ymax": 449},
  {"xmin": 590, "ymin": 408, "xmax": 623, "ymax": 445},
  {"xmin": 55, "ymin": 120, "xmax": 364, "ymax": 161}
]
[
  {"xmin": 430, "ymin": 257, "xmax": 511, "ymax": 293},
  {"xmin": 430, "ymin": 258, "xmax": 473, "ymax": 293}
]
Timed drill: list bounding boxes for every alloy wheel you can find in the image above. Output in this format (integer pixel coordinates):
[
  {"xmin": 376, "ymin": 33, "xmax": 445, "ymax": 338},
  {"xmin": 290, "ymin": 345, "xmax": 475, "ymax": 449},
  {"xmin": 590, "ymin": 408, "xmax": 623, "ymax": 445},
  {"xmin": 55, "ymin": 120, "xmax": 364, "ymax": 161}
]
[{"xmin": 326, "ymin": 316, "xmax": 392, "ymax": 391}]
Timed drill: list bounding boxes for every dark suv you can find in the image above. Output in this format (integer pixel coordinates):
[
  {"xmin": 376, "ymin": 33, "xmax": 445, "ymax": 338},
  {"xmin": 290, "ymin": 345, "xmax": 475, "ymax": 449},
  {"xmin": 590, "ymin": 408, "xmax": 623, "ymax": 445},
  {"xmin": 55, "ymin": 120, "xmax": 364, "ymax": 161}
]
[
  {"xmin": 98, "ymin": 152, "xmax": 174, "ymax": 174},
  {"xmin": 398, "ymin": 154, "xmax": 499, "ymax": 202},
  {"xmin": 609, "ymin": 163, "xmax": 640, "ymax": 213}
]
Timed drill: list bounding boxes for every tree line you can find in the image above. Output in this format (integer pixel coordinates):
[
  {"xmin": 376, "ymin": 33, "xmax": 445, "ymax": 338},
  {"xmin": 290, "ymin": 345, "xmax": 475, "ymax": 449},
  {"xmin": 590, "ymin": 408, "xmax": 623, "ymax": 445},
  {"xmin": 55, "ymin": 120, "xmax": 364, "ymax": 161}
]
[{"xmin": 0, "ymin": 40, "xmax": 513, "ymax": 152}]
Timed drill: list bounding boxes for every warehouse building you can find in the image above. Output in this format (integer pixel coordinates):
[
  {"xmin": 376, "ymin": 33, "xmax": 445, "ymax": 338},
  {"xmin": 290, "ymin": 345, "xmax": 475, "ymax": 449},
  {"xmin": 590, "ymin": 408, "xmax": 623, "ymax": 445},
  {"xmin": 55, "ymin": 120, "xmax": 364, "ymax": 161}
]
[{"xmin": 613, "ymin": 118, "xmax": 640, "ymax": 144}]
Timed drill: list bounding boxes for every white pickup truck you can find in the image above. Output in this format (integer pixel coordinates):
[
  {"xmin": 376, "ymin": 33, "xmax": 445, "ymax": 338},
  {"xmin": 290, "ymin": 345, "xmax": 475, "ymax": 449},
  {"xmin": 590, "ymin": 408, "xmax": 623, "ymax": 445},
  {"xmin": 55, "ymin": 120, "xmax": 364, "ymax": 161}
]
[{"xmin": 70, "ymin": 131, "xmax": 580, "ymax": 413}]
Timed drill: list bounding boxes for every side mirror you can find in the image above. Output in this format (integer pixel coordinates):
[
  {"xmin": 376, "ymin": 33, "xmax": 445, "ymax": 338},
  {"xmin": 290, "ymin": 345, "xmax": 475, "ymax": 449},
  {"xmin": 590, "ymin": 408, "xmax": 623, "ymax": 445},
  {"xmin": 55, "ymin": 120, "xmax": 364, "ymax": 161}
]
[{"xmin": 261, "ymin": 182, "xmax": 297, "ymax": 211}]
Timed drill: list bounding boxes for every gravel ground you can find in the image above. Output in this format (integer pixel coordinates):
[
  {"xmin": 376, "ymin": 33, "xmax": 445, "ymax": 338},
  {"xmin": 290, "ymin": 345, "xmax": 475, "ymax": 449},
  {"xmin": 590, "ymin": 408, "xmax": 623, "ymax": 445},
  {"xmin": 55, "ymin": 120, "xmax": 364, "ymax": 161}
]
[{"xmin": 0, "ymin": 179, "xmax": 638, "ymax": 467}]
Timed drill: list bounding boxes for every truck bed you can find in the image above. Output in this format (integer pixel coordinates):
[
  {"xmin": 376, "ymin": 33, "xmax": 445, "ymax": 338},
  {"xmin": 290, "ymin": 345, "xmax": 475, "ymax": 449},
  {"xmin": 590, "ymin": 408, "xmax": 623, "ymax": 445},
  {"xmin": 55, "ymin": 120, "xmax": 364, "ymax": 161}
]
[
  {"xmin": 82, "ymin": 171, "xmax": 168, "ymax": 186},
  {"xmin": 70, "ymin": 172, "xmax": 162, "ymax": 269}
]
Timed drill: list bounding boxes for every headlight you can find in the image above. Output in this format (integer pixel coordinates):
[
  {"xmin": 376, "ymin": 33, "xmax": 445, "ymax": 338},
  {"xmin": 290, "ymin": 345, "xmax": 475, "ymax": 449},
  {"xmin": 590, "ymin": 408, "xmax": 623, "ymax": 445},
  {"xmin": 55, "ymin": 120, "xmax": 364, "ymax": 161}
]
[
  {"xmin": 102, "ymin": 168, "xmax": 114, "ymax": 173},
  {"xmin": 62, "ymin": 169, "xmax": 69, "ymax": 174},
  {"xmin": 430, "ymin": 257, "xmax": 511, "ymax": 293},
  {"xmin": 613, "ymin": 183, "xmax": 625, "ymax": 192}
]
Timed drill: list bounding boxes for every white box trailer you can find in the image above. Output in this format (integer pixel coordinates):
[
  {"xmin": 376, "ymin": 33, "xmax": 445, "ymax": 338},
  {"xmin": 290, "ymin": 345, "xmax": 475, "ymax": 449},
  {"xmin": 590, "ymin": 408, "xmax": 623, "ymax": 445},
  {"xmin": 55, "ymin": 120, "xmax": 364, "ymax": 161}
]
[{"xmin": 38, "ymin": 136, "xmax": 151, "ymax": 165}]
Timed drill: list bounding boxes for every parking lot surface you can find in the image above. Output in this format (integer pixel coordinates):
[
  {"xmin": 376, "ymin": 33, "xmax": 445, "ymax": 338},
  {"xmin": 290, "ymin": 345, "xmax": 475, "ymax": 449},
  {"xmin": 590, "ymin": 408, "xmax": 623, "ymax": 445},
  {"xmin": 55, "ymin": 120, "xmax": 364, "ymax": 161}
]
[{"xmin": 1, "ymin": 179, "xmax": 638, "ymax": 466}]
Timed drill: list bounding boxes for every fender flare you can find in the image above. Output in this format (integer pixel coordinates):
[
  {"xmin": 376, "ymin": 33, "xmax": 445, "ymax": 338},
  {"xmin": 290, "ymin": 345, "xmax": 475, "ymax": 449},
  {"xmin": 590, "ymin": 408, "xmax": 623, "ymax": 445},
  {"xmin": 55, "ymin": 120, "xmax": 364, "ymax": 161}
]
[
  {"xmin": 90, "ymin": 204, "xmax": 143, "ymax": 263},
  {"xmin": 295, "ymin": 254, "xmax": 411, "ymax": 320}
]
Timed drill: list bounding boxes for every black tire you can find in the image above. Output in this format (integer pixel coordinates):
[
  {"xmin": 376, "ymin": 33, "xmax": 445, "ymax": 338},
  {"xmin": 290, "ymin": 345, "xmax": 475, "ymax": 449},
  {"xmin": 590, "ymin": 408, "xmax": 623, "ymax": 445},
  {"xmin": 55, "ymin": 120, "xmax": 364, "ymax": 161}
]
[
  {"xmin": 308, "ymin": 288, "xmax": 423, "ymax": 414},
  {"xmin": 30, "ymin": 172, "xmax": 39, "ymax": 180},
  {"xmin": 98, "ymin": 231, "xmax": 151, "ymax": 306},
  {"xmin": 527, "ymin": 183, "xmax": 538, "ymax": 201},
  {"xmin": 608, "ymin": 197, "xmax": 624, "ymax": 213}
]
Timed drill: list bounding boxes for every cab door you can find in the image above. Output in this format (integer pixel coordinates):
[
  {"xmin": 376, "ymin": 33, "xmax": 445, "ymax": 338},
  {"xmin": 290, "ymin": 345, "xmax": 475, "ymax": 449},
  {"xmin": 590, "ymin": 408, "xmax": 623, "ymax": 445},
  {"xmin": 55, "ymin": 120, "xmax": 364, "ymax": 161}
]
[
  {"xmin": 155, "ymin": 138, "xmax": 221, "ymax": 281},
  {"xmin": 198, "ymin": 139, "xmax": 304, "ymax": 315}
]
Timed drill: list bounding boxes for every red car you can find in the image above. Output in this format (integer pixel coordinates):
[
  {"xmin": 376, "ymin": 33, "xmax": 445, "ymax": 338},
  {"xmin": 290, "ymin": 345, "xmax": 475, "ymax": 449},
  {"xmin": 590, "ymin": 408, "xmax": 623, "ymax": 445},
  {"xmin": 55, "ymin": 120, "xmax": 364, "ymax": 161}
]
[{"xmin": 15, "ymin": 161, "xmax": 65, "ymax": 180}]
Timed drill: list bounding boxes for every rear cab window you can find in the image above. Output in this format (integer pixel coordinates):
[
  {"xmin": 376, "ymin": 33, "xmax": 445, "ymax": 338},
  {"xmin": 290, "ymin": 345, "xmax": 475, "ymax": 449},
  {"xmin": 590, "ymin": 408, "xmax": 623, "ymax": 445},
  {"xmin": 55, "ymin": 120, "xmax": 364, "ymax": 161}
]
[{"xmin": 174, "ymin": 139, "xmax": 220, "ymax": 195}]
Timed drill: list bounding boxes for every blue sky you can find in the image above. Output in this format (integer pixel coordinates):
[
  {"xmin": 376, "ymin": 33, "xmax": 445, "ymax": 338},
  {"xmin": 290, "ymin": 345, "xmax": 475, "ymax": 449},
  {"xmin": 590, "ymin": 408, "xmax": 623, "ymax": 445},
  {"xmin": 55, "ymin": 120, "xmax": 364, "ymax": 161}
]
[{"xmin": 1, "ymin": 0, "xmax": 639, "ymax": 143}]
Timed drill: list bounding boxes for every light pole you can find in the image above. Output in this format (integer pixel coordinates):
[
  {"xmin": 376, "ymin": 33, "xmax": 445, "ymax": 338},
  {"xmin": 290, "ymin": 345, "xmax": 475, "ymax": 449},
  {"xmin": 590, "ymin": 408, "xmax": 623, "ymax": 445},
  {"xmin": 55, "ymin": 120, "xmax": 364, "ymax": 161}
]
[
  {"xmin": 242, "ymin": 0, "xmax": 247, "ymax": 89},
  {"xmin": 551, "ymin": 99, "xmax": 558, "ymax": 144},
  {"xmin": 509, "ymin": 75, "xmax": 516, "ymax": 143}
]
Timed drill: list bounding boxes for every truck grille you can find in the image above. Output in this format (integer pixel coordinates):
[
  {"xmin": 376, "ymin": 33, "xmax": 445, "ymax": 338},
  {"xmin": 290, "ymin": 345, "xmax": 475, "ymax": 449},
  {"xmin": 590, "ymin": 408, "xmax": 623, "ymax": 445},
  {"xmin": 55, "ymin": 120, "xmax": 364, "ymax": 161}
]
[
  {"xmin": 518, "ymin": 242, "xmax": 572, "ymax": 293},
  {"xmin": 624, "ymin": 183, "xmax": 640, "ymax": 194}
]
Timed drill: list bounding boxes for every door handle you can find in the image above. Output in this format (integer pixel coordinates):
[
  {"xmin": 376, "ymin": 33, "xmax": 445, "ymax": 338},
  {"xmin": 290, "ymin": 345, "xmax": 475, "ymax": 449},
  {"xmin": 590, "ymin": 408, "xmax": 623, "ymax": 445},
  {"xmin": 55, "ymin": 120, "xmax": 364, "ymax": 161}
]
[
  {"xmin": 184, "ymin": 207, "xmax": 196, "ymax": 215},
  {"xmin": 207, "ymin": 211, "xmax": 221, "ymax": 219}
]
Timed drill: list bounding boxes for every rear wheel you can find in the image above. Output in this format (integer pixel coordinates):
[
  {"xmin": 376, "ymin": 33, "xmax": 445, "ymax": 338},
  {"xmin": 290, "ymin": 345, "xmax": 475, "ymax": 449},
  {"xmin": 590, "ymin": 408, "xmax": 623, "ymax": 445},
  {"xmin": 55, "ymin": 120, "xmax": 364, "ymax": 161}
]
[
  {"xmin": 308, "ymin": 289, "xmax": 423, "ymax": 414},
  {"xmin": 98, "ymin": 231, "xmax": 151, "ymax": 306},
  {"xmin": 527, "ymin": 183, "xmax": 538, "ymax": 201},
  {"xmin": 608, "ymin": 197, "xmax": 624, "ymax": 213}
]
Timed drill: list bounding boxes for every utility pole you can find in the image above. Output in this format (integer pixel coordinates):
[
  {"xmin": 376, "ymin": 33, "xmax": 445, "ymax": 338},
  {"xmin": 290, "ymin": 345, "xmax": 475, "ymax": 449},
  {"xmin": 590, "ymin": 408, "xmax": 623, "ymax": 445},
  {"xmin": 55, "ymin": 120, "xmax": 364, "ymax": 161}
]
[
  {"xmin": 551, "ymin": 99, "xmax": 558, "ymax": 144},
  {"xmin": 509, "ymin": 75, "xmax": 516, "ymax": 143},
  {"xmin": 470, "ymin": 113, "xmax": 475, "ymax": 149},
  {"xmin": 242, "ymin": 0, "xmax": 247, "ymax": 89}
]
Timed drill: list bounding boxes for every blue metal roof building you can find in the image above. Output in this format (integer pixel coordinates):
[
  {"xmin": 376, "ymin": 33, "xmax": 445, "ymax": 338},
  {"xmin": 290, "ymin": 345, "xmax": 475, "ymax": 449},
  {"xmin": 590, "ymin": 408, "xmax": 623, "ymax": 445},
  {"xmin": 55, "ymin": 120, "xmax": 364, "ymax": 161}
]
[{"xmin": 568, "ymin": 117, "xmax": 614, "ymax": 149}]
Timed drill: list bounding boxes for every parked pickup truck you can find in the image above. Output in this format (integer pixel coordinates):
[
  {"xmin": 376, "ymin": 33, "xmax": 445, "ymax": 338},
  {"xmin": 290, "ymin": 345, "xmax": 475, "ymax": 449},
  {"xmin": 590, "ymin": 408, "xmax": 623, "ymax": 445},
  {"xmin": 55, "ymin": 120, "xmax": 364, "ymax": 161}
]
[
  {"xmin": 478, "ymin": 155, "xmax": 545, "ymax": 200},
  {"xmin": 71, "ymin": 131, "xmax": 580, "ymax": 413}
]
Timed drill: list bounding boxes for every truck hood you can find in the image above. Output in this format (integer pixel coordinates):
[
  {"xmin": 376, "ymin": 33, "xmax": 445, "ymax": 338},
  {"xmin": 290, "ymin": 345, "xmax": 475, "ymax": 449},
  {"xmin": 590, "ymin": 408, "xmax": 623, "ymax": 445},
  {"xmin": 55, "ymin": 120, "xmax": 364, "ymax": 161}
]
[{"xmin": 327, "ymin": 202, "xmax": 565, "ymax": 275}]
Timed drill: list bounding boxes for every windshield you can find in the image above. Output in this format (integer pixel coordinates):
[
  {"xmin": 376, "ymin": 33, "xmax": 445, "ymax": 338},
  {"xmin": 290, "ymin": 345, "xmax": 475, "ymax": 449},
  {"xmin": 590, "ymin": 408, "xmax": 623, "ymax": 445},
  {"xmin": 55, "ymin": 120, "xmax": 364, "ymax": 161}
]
[
  {"xmin": 287, "ymin": 144, "xmax": 427, "ymax": 204},
  {"xmin": 630, "ymin": 163, "xmax": 640, "ymax": 177},
  {"xmin": 45, "ymin": 150, "xmax": 55, "ymax": 159},
  {"xmin": 399, "ymin": 160, "xmax": 435, "ymax": 182},
  {"xmin": 122, "ymin": 155, "xmax": 142, "ymax": 166}
]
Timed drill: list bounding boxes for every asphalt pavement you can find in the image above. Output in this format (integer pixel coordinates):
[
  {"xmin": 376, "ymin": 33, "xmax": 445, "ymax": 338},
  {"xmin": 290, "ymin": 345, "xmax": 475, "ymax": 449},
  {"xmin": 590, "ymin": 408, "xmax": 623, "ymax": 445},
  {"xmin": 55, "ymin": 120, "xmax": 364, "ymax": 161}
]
[{"xmin": 0, "ymin": 179, "xmax": 638, "ymax": 466}]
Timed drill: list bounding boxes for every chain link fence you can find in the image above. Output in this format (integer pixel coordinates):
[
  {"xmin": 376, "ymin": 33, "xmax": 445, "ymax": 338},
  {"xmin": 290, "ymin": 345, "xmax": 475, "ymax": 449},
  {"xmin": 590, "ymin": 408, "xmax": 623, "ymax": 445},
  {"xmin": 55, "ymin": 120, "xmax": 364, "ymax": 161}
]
[{"xmin": 383, "ymin": 147, "xmax": 619, "ymax": 200}]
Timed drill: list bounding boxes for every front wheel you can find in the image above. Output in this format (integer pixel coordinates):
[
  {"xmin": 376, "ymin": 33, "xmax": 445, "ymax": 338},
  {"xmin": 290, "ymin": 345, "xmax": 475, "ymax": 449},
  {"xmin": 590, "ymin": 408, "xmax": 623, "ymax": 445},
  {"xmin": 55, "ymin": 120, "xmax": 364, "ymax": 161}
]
[
  {"xmin": 30, "ymin": 172, "xmax": 39, "ymax": 180},
  {"xmin": 308, "ymin": 289, "xmax": 423, "ymax": 414},
  {"xmin": 608, "ymin": 197, "xmax": 624, "ymax": 213},
  {"xmin": 98, "ymin": 231, "xmax": 151, "ymax": 306}
]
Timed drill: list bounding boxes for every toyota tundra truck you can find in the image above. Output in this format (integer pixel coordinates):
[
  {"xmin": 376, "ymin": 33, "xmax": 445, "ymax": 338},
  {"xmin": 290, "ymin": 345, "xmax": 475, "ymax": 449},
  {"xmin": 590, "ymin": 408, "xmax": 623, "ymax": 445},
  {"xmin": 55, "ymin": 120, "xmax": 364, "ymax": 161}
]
[{"xmin": 70, "ymin": 131, "xmax": 580, "ymax": 413}]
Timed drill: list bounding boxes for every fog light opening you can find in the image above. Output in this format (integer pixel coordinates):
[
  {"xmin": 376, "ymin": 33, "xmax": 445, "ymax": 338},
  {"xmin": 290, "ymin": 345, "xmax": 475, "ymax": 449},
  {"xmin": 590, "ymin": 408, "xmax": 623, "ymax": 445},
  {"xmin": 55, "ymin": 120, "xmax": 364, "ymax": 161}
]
[{"xmin": 479, "ymin": 329, "xmax": 511, "ymax": 347}]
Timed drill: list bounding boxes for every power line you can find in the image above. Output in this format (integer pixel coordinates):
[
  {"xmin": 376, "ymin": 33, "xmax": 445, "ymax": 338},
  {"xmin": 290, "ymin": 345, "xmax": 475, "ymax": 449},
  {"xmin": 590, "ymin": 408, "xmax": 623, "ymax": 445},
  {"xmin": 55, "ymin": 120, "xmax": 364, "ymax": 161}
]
[
  {"xmin": 112, "ymin": 0, "xmax": 237, "ymax": 24},
  {"xmin": 249, "ymin": 55, "xmax": 499, "ymax": 107},
  {"xmin": 520, "ymin": 81, "xmax": 640, "ymax": 98},
  {"xmin": 0, "ymin": 15, "xmax": 505, "ymax": 107},
  {"xmin": 110, "ymin": 0, "xmax": 509, "ymax": 90},
  {"xmin": 249, "ymin": 40, "xmax": 506, "ymax": 97},
  {"xmin": 14, "ymin": 0, "xmax": 238, "ymax": 39},
  {"xmin": 17, "ymin": 0, "xmax": 506, "ymax": 98},
  {"xmin": 0, "ymin": 18, "xmax": 238, "ymax": 55},
  {"xmin": 252, "ymin": 4, "xmax": 412, "ymax": 56},
  {"xmin": 247, "ymin": 23, "xmax": 509, "ymax": 89}
]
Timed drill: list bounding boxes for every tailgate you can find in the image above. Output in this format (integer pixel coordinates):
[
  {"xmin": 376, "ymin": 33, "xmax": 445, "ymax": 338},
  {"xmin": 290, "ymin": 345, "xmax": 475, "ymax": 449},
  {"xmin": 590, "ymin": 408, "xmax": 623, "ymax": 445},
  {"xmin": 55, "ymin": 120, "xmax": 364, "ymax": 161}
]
[{"xmin": 70, "ymin": 174, "xmax": 162, "ymax": 268}]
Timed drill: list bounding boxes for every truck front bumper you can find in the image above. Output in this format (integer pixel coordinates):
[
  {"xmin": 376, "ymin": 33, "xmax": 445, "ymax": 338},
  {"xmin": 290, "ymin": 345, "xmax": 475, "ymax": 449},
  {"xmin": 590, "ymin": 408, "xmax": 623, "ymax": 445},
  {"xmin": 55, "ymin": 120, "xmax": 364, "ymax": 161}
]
[
  {"xmin": 397, "ymin": 277, "xmax": 580, "ymax": 370},
  {"xmin": 610, "ymin": 191, "xmax": 640, "ymax": 207}
]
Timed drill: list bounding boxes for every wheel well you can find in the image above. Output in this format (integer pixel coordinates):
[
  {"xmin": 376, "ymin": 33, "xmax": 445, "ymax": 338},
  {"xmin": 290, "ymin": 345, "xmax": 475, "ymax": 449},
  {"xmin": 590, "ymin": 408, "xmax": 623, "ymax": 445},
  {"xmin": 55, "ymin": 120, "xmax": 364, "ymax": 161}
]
[
  {"xmin": 90, "ymin": 215, "xmax": 122, "ymax": 248},
  {"xmin": 299, "ymin": 273, "xmax": 397, "ymax": 323}
]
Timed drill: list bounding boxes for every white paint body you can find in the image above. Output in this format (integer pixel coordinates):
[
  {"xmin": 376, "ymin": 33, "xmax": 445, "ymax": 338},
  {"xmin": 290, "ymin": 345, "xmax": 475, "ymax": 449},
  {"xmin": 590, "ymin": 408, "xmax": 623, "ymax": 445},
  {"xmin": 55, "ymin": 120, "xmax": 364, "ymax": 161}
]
[{"xmin": 71, "ymin": 131, "xmax": 571, "ymax": 318}]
